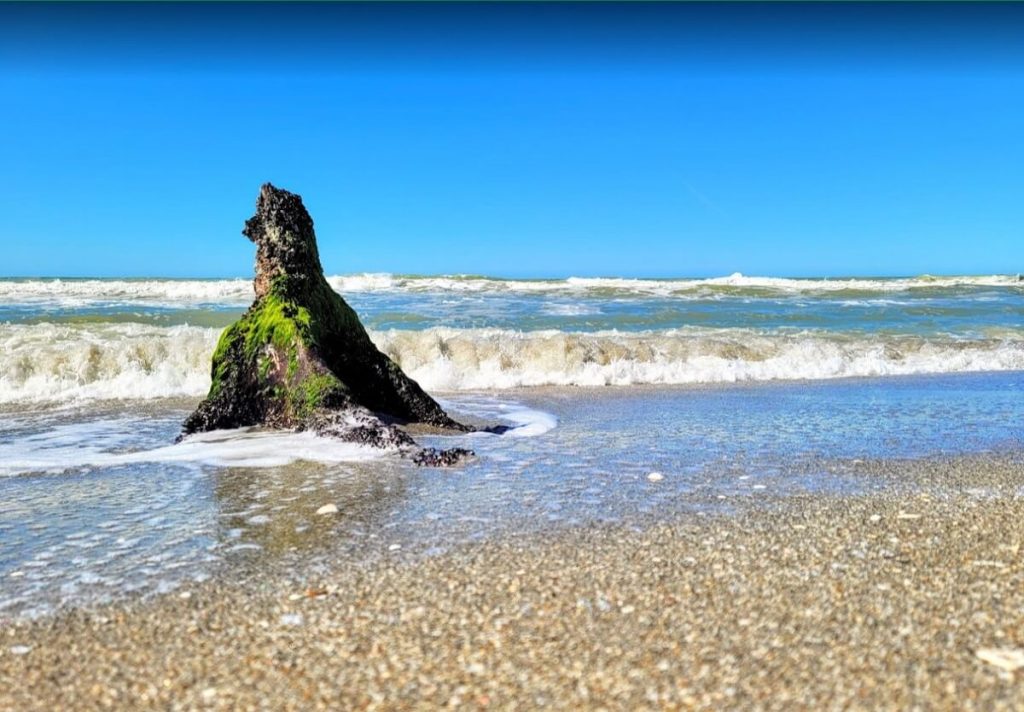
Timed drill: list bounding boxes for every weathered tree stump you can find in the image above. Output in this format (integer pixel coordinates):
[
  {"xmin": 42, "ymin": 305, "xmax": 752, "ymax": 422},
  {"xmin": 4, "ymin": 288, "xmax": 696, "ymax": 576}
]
[{"xmin": 181, "ymin": 183, "xmax": 472, "ymax": 466}]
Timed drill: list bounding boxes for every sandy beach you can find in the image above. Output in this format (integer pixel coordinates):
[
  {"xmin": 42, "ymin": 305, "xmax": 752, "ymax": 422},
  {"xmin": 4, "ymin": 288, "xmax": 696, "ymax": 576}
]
[{"xmin": 4, "ymin": 456, "xmax": 1024, "ymax": 710}]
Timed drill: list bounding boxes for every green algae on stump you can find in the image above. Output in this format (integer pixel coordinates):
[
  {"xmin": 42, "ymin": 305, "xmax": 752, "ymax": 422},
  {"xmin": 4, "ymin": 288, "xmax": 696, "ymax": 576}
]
[{"xmin": 182, "ymin": 183, "xmax": 471, "ymax": 464}]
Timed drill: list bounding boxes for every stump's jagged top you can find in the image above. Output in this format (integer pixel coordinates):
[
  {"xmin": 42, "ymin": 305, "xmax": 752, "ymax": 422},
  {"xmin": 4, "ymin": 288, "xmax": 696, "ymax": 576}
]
[{"xmin": 244, "ymin": 183, "xmax": 321, "ymax": 300}]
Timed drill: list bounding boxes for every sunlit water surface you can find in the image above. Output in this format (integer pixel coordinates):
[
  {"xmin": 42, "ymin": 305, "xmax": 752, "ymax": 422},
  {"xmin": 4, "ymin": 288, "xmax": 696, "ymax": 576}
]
[{"xmin": 2, "ymin": 371, "xmax": 1023, "ymax": 619}]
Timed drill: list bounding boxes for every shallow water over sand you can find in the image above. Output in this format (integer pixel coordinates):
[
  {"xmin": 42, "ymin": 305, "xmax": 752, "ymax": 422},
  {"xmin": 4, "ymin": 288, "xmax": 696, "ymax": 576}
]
[{"xmin": 1, "ymin": 371, "xmax": 1023, "ymax": 619}]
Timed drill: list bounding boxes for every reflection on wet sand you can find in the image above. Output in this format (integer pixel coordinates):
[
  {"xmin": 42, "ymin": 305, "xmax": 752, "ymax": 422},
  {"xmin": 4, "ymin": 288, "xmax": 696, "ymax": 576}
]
[{"xmin": 211, "ymin": 458, "xmax": 413, "ymax": 562}]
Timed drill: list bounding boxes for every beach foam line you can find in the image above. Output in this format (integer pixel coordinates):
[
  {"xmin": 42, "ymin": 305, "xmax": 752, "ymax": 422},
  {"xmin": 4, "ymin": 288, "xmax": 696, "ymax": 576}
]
[
  {"xmin": 0, "ymin": 399, "xmax": 558, "ymax": 476},
  {"xmin": 0, "ymin": 424, "xmax": 388, "ymax": 477},
  {"xmin": 0, "ymin": 272, "xmax": 1020, "ymax": 306},
  {"xmin": 3, "ymin": 323, "xmax": 1024, "ymax": 404},
  {"xmin": 439, "ymin": 397, "xmax": 559, "ymax": 438}
]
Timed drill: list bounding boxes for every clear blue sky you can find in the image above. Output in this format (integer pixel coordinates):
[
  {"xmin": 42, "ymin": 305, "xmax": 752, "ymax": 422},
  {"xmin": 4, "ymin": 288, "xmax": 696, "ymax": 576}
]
[{"xmin": 1, "ymin": 3, "xmax": 1022, "ymax": 278}]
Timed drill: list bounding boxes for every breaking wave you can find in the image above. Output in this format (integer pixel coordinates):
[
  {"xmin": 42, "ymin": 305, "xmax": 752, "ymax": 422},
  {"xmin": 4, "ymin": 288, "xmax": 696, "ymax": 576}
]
[
  {"xmin": 2, "ymin": 323, "xmax": 1024, "ymax": 405},
  {"xmin": 0, "ymin": 278, "xmax": 253, "ymax": 307},
  {"xmin": 0, "ymin": 323, "xmax": 219, "ymax": 403},
  {"xmin": 1, "ymin": 272, "xmax": 1020, "ymax": 307},
  {"xmin": 375, "ymin": 328, "xmax": 1024, "ymax": 390}
]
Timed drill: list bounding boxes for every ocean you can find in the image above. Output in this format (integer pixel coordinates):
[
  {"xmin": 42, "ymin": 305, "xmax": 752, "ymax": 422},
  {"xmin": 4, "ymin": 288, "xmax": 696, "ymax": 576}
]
[{"xmin": 2, "ymin": 273, "xmax": 1024, "ymax": 618}]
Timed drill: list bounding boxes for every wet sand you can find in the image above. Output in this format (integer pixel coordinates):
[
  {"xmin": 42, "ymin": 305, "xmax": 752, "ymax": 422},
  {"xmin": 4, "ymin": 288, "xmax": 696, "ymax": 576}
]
[{"xmin": 3, "ymin": 457, "xmax": 1024, "ymax": 710}]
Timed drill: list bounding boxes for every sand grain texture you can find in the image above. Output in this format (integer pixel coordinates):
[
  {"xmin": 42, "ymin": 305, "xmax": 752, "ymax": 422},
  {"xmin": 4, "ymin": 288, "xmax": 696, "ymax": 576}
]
[{"xmin": 3, "ymin": 488, "xmax": 1024, "ymax": 710}]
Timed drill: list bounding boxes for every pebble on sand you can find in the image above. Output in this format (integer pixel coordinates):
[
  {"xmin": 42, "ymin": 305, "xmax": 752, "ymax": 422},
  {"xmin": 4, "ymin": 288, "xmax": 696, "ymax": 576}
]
[
  {"xmin": 316, "ymin": 504, "xmax": 339, "ymax": 516},
  {"xmin": 9, "ymin": 646, "xmax": 30, "ymax": 656},
  {"xmin": 976, "ymin": 648, "xmax": 1024, "ymax": 672}
]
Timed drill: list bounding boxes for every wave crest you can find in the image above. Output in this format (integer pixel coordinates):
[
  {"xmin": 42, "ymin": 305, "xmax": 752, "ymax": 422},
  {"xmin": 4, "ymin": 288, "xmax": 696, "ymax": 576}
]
[
  {"xmin": 1, "ymin": 272, "xmax": 1020, "ymax": 307},
  {"xmin": 3, "ymin": 323, "xmax": 1022, "ymax": 404},
  {"xmin": 0, "ymin": 323, "xmax": 219, "ymax": 403},
  {"xmin": 378, "ymin": 328, "xmax": 1024, "ymax": 390}
]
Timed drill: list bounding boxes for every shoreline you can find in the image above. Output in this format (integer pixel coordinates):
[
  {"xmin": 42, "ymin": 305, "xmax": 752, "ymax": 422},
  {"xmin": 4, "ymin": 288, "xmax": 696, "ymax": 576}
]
[{"xmin": 4, "ymin": 456, "xmax": 1024, "ymax": 709}]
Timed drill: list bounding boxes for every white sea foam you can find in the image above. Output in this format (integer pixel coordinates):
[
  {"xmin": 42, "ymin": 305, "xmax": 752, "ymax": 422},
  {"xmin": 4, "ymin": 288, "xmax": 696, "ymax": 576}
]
[
  {"xmin": 540, "ymin": 303, "xmax": 603, "ymax": 316},
  {"xmin": 0, "ymin": 424, "xmax": 386, "ymax": 477},
  {"xmin": 499, "ymin": 407, "xmax": 559, "ymax": 437},
  {"xmin": 323, "ymin": 272, "xmax": 1024, "ymax": 296},
  {"xmin": 1, "ymin": 272, "xmax": 1019, "ymax": 307},
  {"xmin": 2, "ymin": 322, "xmax": 1023, "ymax": 405},
  {"xmin": 375, "ymin": 327, "xmax": 1024, "ymax": 389},
  {"xmin": 693, "ymin": 272, "xmax": 1021, "ymax": 292},
  {"xmin": 0, "ymin": 401, "xmax": 556, "ymax": 477},
  {"xmin": 0, "ymin": 323, "xmax": 219, "ymax": 403},
  {"xmin": 438, "ymin": 397, "xmax": 559, "ymax": 438},
  {"xmin": 0, "ymin": 278, "xmax": 253, "ymax": 307}
]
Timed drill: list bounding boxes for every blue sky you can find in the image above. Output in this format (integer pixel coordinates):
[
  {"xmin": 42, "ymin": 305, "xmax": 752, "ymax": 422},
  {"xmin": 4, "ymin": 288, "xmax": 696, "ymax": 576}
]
[{"xmin": 1, "ymin": 3, "xmax": 1022, "ymax": 278}]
